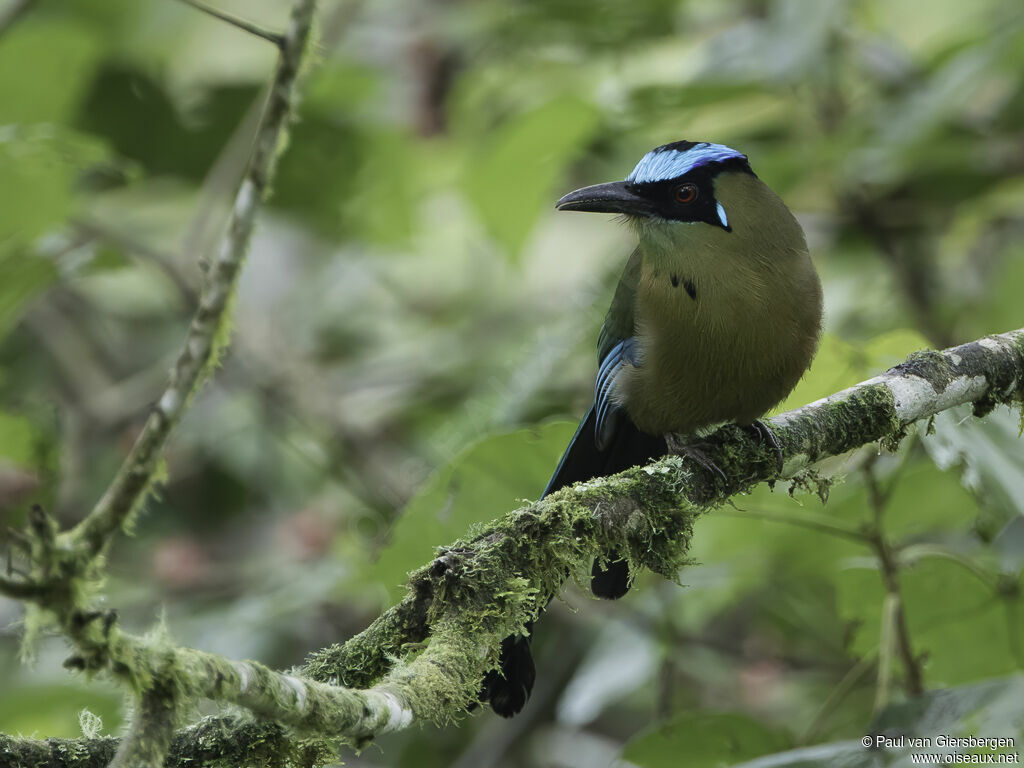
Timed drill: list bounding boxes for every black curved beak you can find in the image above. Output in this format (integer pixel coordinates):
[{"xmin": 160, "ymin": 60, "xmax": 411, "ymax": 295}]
[{"xmin": 555, "ymin": 181, "xmax": 652, "ymax": 215}]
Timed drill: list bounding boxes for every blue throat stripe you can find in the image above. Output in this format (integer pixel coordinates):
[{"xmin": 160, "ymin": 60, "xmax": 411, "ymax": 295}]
[{"xmin": 626, "ymin": 142, "xmax": 746, "ymax": 185}]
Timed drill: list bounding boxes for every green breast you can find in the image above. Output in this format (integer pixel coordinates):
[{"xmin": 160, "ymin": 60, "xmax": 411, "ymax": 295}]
[{"xmin": 620, "ymin": 172, "xmax": 823, "ymax": 435}]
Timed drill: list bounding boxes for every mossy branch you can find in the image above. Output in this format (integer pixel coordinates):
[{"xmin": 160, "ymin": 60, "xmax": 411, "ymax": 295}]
[
  {"xmin": 2, "ymin": 319, "xmax": 1023, "ymax": 763},
  {"xmin": 307, "ymin": 328, "xmax": 1024, "ymax": 684},
  {"xmin": 108, "ymin": 686, "xmax": 177, "ymax": 768},
  {"xmin": 69, "ymin": 0, "xmax": 317, "ymax": 561}
]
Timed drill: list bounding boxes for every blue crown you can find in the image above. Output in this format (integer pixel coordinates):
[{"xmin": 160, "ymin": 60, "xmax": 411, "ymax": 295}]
[{"xmin": 626, "ymin": 142, "xmax": 746, "ymax": 185}]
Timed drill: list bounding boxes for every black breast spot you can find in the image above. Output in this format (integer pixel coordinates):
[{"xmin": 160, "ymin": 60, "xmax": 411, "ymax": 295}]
[{"xmin": 670, "ymin": 273, "xmax": 697, "ymax": 300}]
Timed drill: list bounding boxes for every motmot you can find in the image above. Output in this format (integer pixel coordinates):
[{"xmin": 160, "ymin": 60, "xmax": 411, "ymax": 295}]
[{"xmin": 481, "ymin": 140, "xmax": 823, "ymax": 717}]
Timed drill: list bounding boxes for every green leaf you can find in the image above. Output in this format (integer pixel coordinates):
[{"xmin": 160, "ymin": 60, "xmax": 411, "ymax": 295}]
[
  {"xmin": 872, "ymin": 674, "xmax": 1024, "ymax": 742},
  {"xmin": 686, "ymin": 483, "xmax": 865, "ymax": 622},
  {"xmin": 0, "ymin": 251, "xmax": 57, "ymax": 343},
  {"xmin": 923, "ymin": 405, "xmax": 1024, "ymax": 535},
  {"xmin": 0, "ymin": 126, "xmax": 107, "ymax": 340},
  {"xmin": 731, "ymin": 677, "xmax": 1024, "ymax": 766},
  {"xmin": 733, "ymin": 741, "xmax": 867, "ymax": 768},
  {"xmin": 0, "ymin": 19, "xmax": 101, "ymax": 124},
  {"xmin": 828, "ymin": 452, "xmax": 977, "ymax": 540},
  {"xmin": 623, "ymin": 711, "xmax": 791, "ymax": 768},
  {"xmin": 0, "ymin": 127, "xmax": 103, "ymax": 245},
  {"xmin": 369, "ymin": 421, "xmax": 577, "ymax": 600},
  {"xmin": 464, "ymin": 98, "xmax": 601, "ymax": 258},
  {"xmin": 836, "ymin": 553, "xmax": 1019, "ymax": 686},
  {"xmin": 345, "ymin": 129, "xmax": 420, "ymax": 246}
]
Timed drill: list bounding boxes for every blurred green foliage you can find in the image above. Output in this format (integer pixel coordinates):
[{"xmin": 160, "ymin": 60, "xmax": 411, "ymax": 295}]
[{"xmin": 1, "ymin": 0, "xmax": 1023, "ymax": 765}]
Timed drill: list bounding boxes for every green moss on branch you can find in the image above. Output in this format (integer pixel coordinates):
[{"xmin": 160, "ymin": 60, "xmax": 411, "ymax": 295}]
[{"xmin": 3, "ymin": 300, "xmax": 1022, "ymax": 766}]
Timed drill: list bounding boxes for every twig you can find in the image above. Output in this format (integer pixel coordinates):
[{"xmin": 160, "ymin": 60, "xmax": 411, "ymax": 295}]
[
  {"xmin": 72, "ymin": 217, "xmax": 199, "ymax": 307},
  {"xmin": 71, "ymin": 0, "xmax": 317, "ymax": 559},
  {"xmin": 864, "ymin": 457, "xmax": 925, "ymax": 697},
  {"xmin": 177, "ymin": 0, "xmax": 364, "ymax": 269},
  {"xmin": 875, "ymin": 593, "xmax": 899, "ymax": 710},
  {"xmin": 173, "ymin": 0, "xmax": 285, "ymax": 48},
  {"xmin": 800, "ymin": 651, "xmax": 877, "ymax": 744},
  {"xmin": 717, "ymin": 506, "xmax": 868, "ymax": 543},
  {"xmin": 23, "ymin": 304, "xmax": 178, "ymax": 427},
  {"xmin": 109, "ymin": 686, "xmax": 178, "ymax": 768}
]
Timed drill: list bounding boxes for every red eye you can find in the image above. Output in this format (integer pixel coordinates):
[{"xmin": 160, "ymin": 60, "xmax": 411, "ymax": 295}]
[{"xmin": 674, "ymin": 183, "xmax": 698, "ymax": 204}]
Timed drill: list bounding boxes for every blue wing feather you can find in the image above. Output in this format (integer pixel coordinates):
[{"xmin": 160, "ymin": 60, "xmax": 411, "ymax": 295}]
[
  {"xmin": 594, "ymin": 338, "xmax": 636, "ymax": 450},
  {"xmin": 543, "ymin": 248, "xmax": 656, "ymax": 499}
]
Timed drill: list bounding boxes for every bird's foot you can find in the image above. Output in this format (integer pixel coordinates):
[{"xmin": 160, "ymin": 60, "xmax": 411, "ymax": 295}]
[
  {"xmin": 673, "ymin": 440, "xmax": 728, "ymax": 484},
  {"xmin": 745, "ymin": 419, "xmax": 784, "ymax": 475}
]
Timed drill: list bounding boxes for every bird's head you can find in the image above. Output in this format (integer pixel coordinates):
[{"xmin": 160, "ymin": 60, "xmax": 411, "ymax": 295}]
[{"xmin": 556, "ymin": 140, "xmax": 753, "ymax": 233}]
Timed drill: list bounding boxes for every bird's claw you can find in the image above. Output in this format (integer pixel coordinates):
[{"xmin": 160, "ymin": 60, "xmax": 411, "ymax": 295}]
[
  {"xmin": 677, "ymin": 442, "xmax": 728, "ymax": 484},
  {"xmin": 747, "ymin": 419, "xmax": 784, "ymax": 475}
]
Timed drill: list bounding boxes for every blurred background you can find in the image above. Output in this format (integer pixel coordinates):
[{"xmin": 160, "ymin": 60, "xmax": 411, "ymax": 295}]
[{"xmin": 1, "ymin": 0, "xmax": 1024, "ymax": 765}]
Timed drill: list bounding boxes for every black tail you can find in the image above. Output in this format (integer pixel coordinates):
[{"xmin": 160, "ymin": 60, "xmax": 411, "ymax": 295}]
[
  {"xmin": 481, "ymin": 405, "xmax": 665, "ymax": 716},
  {"xmin": 544, "ymin": 405, "xmax": 666, "ymax": 499},
  {"xmin": 479, "ymin": 630, "xmax": 536, "ymax": 717}
]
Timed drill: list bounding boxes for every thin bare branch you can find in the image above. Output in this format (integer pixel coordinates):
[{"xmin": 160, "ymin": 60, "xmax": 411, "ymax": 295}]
[
  {"xmin": 717, "ymin": 505, "xmax": 868, "ymax": 543},
  {"xmin": 71, "ymin": 0, "xmax": 317, "ymax": 559},
  {"xmin": 864, "ymin": 457, "xmax": 925, "ymax": 697},
  {"xmin": 173, "ymin": 0, "xmax": 284, "ymax": 48}
]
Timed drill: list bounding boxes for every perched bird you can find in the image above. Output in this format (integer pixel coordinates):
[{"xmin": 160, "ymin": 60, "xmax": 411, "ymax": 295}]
[{"xmin": 481, "ymin": 140, "xmax": 823, "ymax": 717}]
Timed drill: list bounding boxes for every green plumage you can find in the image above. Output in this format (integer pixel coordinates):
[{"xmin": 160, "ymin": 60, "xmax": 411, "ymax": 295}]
[{"xmin": 611, "ymin": 170, "xmax": 822, "ymax": 434}]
